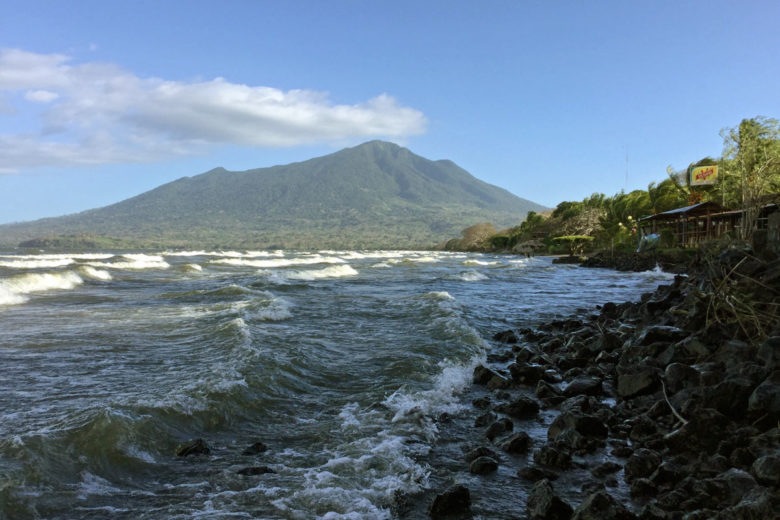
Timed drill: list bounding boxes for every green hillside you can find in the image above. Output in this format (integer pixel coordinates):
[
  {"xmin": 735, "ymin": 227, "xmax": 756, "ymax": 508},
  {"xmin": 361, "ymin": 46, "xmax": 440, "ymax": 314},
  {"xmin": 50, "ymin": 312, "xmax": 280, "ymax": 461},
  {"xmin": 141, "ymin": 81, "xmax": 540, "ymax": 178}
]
[{"xmin": 0, "ymin": 141, "xmax": 546, "ymax": 249}]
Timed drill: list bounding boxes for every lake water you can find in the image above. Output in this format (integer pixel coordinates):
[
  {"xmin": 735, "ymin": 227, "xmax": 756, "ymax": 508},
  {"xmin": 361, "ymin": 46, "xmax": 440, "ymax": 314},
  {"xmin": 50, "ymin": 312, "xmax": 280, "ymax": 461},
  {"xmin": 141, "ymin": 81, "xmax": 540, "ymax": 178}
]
[{"xmin": 0, "ymin": 250, "xmax": 673, "ymax": 519}]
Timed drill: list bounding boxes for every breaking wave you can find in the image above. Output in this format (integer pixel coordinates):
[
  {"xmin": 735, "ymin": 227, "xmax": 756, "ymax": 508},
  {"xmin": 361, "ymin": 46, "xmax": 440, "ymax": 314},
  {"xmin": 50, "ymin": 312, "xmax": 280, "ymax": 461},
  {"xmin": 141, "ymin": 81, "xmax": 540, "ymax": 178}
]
[
  {"xmin": 77, "ymin": 266, "xmax": 113, "ymax": 281},
  {"xmin": 0, "ymin": 271, "xmax": 83, "ymax": 306},
  {"xmin": 283, "ymin": 265, "xmax": 359, "ymax": 281},
  {"xmin": 0, "ymin": 258, "xmax": 75, "ymax": 269},
  {"xmin": 87, "ymin": 254, "xmax": 170, "ymax": 270},
  {"xmin": 454, "ymin": 270, "xmax": 488, "ymax": 281}
]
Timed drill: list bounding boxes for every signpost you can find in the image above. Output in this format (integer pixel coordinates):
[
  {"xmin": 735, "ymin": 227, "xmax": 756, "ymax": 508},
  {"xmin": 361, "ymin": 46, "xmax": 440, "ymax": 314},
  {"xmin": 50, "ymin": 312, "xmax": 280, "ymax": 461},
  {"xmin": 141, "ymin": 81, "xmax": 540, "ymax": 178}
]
[{"xmin": 690, "ymin": 165, "xmax": 718, "ymax": 186}]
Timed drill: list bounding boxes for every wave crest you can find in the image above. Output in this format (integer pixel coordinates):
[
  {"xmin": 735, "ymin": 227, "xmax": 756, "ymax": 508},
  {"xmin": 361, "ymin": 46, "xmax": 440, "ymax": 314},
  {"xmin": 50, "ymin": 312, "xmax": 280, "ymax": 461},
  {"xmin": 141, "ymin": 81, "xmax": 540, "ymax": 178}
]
[{"xmin": 0, "ymin": 271, "xmax": 83, "ymax": 306}]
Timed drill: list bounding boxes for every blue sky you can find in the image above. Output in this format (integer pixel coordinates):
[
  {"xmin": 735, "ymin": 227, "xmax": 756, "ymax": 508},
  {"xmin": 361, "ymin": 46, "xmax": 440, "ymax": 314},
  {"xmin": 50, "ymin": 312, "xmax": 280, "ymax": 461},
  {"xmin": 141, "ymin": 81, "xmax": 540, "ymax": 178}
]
[{"xmin": 1, "ymin": 0, "xmax": 778, "ymax": 225}]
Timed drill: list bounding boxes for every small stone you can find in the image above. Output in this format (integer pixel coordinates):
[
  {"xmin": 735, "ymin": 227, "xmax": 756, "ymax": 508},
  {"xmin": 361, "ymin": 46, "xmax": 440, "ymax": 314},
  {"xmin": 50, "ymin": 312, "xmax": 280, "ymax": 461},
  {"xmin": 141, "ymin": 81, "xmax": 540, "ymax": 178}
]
[
  {"xmin": 493, "ymin": 330, "xmax": 519, "ymax": 343},
  {"xmin": 518, "ymin": 465, "xmax": 560, "ymax": 481},
  {"xmin": 469, "ymin": 456, "xmax": 498, "ymax": 474},
  {"xmin": 533, "ymin": 445, "xmax": 571, "ymax": 469},
  {"xmin": 465, "ymin": 446, "xmax": 497, "ymax": 463},
  {"xmin": 571, "ymin": 490, "xmax": 635, "ymax": 519},
  {"xmin": 748, "ymin": 370, "xmax": 780, "ymax": 418},
  {"xmin": 663, "ymin": 363, "xmax": 700, "ymax": 394},
  {"xmin": 495, "ymin": 396, "xmax": 540, "ymax": 419},
  {"xmin": 617, "ymin": 369, "xmax": 658, "ymax": 399},
  {"xmin": 474, "ymin": 365, "xmax": 501, "ymax": 385},
  {"xmin": 624, "ymin": 448, "xmax": 661, "ymax": 482},
  {"xmin": 751, "ymin": 453, "xmax": 780, "ymax": 486},
  {"xmin": 563, "ymin": 376, "xmax": 603, "ymax": 397},
  {"xmin": 509, "ymin": 363, "xmax": 547, "ymax": 385},
  {"xmin": 474, "ymin": 411, "xmax": 497, "ymax": 427},
  {"xmin": 718, "ymin": 468, "xmax": 758, "ymax": 506},
  {"xmin": 472, "ymin": 396, "xmax": 491, "ymax": 409},
  {"xmin": 241, "ymin": 441, "xmax": 268, "ymax": 455},
  {"xmin": 592, "ymin": 461, "xmax": 622, "ymax": 478},
  {"xmin": 486, "ymin": 373, "xmax": 512, "ymax": 390},
  {"xmin": 636, "ymin": 325, "xmax": 686, "ymax": 346},
  {"xmin": 175, "ymin": 438, "xmax": 210, "ymax": 457},
  {"xmin": 499, "ymin": 432, "xmax": 532, "ymax": 454},
  {"xmin": 237, "ymin": 466, "xmax": 275, "ymax": 475},
  {"xmin": 485, "ymin": 418, "xmax": 513, "ymax": 440}
]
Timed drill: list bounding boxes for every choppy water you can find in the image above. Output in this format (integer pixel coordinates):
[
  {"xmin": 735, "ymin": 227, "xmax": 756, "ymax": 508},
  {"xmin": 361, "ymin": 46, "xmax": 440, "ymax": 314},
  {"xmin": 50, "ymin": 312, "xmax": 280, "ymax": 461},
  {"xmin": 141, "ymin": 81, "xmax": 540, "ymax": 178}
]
[{"xmin": 0, "ymin": 250, "xmax": 674, "ymax": 519}]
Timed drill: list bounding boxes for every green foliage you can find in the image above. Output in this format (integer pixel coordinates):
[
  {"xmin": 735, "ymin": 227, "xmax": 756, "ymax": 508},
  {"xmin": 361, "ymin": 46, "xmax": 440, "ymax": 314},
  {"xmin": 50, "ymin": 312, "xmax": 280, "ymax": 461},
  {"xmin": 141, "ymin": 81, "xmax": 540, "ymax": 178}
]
[
  {"xmin": 551, "ymin": 235, "xmax": 594, "ymax": 256},
  {"xmin": 718, "ymin": 117, "xmax": 780, "ymax": 237},
  {"xmin": 449, "ymin": 116, "xmax": 779, "ymax": 254}
]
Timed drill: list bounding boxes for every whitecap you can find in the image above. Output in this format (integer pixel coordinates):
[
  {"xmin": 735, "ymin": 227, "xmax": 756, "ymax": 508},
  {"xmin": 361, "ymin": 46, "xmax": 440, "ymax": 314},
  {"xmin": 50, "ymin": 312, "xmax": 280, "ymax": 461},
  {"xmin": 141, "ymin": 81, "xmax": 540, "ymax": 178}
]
[
  {"xmin": 0, "ymin": 257, "xmax": 75, "ymax": 268},
  {"xmin": 0, "ymin": 271, "xmax": 83, "ymax": 306},
  {"xmin": 78, "ymin": 266, "xmax": 113, "ymax": 281},
  {"xmin": 283, "ymin": 265, "xmax": 358, "ymax": 281},
  {"xmin": 87, "ymin": 254, "xmax": 170, "ymax": 270},
  {"xmin": 640, "ymin": 264, "xmax": 677, "ymax": 281},
  {"xmin": 211, "ymin": 255, "xmax": 344, "ymax": 269},
  {"xmin": 455, "ymin": 270, "xmax": 488, "ymax": 281},
  {"xmin": 462, "ymin": 259, "xmax": 499, "ymax": 266},
  {"xmin": 252, "ymin": 297, "xmax": 293, "ymax": 321},
  {"xmin": 423, "ymin": 291, "xmax": 453, "ymax": 301}
]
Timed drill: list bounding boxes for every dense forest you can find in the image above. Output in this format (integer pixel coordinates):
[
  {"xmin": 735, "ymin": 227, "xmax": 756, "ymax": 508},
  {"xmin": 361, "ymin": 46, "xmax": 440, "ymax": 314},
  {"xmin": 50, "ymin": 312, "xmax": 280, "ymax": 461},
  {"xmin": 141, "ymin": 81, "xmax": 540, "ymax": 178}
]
[{"xmin": 443, "ymin": 117, "xmax": 780, "ymax": 254}]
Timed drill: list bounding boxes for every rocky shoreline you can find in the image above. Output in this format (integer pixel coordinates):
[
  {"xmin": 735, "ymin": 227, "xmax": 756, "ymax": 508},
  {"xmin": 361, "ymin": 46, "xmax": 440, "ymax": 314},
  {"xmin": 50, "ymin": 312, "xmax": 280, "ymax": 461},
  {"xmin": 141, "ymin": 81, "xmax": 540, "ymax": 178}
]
[{"xmin": 427, "ymin": 246, "xmax": 779, "ymax": 519}]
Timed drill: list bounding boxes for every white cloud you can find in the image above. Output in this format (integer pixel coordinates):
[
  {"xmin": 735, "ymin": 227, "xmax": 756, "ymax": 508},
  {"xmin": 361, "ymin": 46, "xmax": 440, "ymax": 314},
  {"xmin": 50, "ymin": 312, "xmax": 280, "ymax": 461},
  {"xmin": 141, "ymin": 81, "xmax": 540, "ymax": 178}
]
[
  {"xmin": 25, "ymin": 89, "xmax": 59, "ymax": 103},
  {"xmin": 0, "ymin": 48, "xmax": 427, "ymax": 170}
]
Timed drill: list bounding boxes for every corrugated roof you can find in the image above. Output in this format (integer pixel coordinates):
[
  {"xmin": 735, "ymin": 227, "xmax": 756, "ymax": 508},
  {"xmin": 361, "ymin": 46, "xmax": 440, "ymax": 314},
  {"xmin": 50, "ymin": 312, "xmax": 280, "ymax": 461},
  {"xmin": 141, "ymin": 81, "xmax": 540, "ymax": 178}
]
[{"xmin": 639, "ymin": 201, "xmax": 722, "ymax": 221}]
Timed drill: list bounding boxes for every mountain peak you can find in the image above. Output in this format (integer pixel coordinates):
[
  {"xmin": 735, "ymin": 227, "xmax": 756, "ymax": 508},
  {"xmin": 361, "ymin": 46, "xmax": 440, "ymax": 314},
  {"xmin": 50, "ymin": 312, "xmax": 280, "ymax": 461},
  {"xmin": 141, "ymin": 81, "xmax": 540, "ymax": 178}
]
[{"xmin": 0, "ymin": 143, "xmax": 548, "ymax": 249}]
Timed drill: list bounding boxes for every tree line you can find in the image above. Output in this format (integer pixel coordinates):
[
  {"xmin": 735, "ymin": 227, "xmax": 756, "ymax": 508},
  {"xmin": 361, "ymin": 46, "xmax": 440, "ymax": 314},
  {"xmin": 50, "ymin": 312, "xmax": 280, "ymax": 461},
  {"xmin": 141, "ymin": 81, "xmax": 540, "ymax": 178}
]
[{"xmin": 443, "ymin": 116, "xmax": 780, "ymax": 254}]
